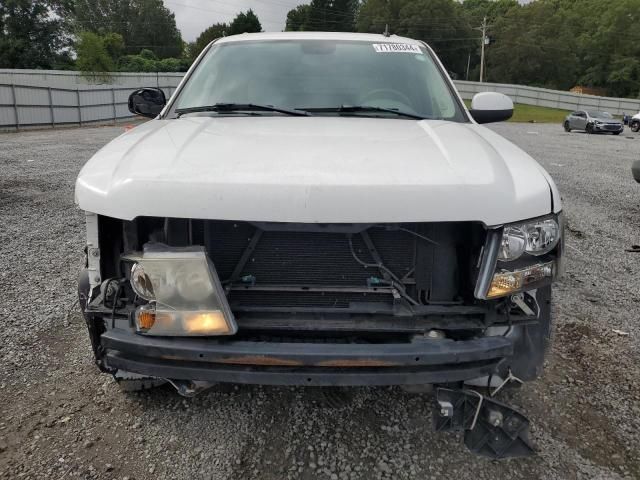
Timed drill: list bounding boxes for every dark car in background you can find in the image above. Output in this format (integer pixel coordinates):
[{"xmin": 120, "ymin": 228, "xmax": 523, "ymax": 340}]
[{"xmin": 563, "ymin": 110, "xmax": 623, "ymax": 135}]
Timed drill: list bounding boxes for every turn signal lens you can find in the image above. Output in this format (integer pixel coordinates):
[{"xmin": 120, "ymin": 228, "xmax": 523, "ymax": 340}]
[
  {"xmin": 136, "ymin": 306, "xmax": 156, "ymax": 330},
  {"xmin": 487, "ymin": 262, "xmax": 554, "ymax": 299},
  {"xmin": 135, "ymin": 307, "xmax": 233, "ymax": 336},
  {"xmin": 183, "ymin": 312, "xmax": 228, "ymax": 334}
]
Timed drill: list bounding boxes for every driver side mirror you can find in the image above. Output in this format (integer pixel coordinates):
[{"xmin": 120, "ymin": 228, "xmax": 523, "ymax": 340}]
[
  {"xmin": 128, "ymin": 87, "xmax": 166, "ymax": 118},
  {"xmin": 469, "ymin": 92, "xmax": 514, "ymax": 124}
]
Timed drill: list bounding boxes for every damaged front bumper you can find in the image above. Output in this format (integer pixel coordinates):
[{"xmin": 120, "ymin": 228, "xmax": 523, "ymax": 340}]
[
  {"xmin": 101, "ymin": 328, "xmax": 536, "ymax": 459},
  {"xmin": 101, "ymin": 329, "xmax": 513, "ymax": 386}
]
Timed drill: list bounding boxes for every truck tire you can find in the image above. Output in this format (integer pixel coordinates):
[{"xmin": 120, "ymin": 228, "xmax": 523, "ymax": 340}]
[{"xmin": 631, "ymin": 121, "xmax": 640, "ymax": 133}]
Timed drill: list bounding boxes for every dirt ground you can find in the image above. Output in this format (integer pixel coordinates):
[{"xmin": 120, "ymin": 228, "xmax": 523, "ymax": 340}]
[{"xmin": 0, "ymin": 123, "xmax": 639, "ymax": 479}]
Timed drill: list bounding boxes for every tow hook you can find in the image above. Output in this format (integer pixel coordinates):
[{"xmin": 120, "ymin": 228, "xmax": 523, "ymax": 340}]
[{"xmin": 434, "ymin": 387, "xmax": 535, "ymax": 459}]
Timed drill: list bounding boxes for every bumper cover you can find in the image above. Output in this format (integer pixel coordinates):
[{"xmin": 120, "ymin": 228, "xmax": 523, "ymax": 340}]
[
  {"xmin": 102, "ymin": 330, "xmax": 513, "ymax": 386},
  {"xmin": 594, "ymin": 123, "xmax": 623, "ymax": 132}
]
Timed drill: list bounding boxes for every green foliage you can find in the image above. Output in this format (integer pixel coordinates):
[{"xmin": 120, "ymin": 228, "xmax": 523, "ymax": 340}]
[
  {"xmin": 228, "ymin": 9, "xmax": 262, "ymax": 35},
  {"xmin": 357, "ymin": 0, "xmax": 474, "ymax": 75},
  {"xmin": 117, "ymin": 54, "xmax": 157, "ymax": 73},
  {"xmin": 508, "ymin": 104, "xmax": 570, "ymax": 124},
  {"xmin": 76, "ymin": 31, "xmax": 189, "ymax": 76},
  {"xmin": 156, "ymin": 57, "xmax": 188, "ymax": 72},
  {"xmin": 461, "ymin": 0, "xmax": 518, "ymax": 24},
  {"xmin": 463, "ymin": 99, "xmax": 570, "ymax": 123},
  {"xmin": 575, "ymin": 0, "xmax": 640, "ymax": 97},
  {"xmin": 102, "ymin": 32, "xmax": 125, "ymax": 60},
  {"xmin": 0, "ymin": 0, "xmax": 72, "ymax": 68},
  {"xmin": 117, "ymin": 51, "xmax": 189, "ymax": 72},
  {"xmin": 189, "ymin": 10, "xmax": 262, "ymax": 61},
  {"xmin": 353, "ymin": 0, "xmax": 640, "ymax": 98},
  {"xmin": 486, "ymin": 1, "xmax": 579, "ymax": 90},
  {"xmin": 286, "ymin": 0, "xmax": 358, "ymax": 32},
  {"xmin": 191, "ymin": 23, "xmax": 228, "ymax": 61},
  {"xmin": 74, "ymin": 0, "xmax": 183, "ymax": 59},
  {"xmin": 76, "ymin": 31, "xmax": 115, "ymax": 82},
  {"xmin": 286, "ymin": 5, "xmax": 312, "ymax": 31},
  {"xmin": 139, "ymin": 49, "xmax": 157, "ymax": 61}
]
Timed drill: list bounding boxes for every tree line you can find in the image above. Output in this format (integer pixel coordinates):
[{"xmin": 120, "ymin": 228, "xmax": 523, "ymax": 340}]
[
  {"xmin": 0, "ymin": 0, "xmax": 261, "ymax": 79},
  {"xmin": 1, "ymin": 0, "xmax": 639, "ymax": 98},
  {"xmin": 286, "ymin": 0, "xmax": 640, "ymax": 98}
]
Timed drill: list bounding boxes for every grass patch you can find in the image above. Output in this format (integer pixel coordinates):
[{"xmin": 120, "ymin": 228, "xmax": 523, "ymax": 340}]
[
  {"xmin": 462, "ymin": 100, "xmax": 568, "ymax": 123},
  {"xmin": 508, "ymin": 103, "xmax": 569, "ymax": 123}
]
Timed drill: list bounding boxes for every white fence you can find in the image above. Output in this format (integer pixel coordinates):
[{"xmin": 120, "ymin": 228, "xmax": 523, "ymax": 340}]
[
  {"xmin": 1, "ymin": 69, "xmax": 639, "ymax": 130},
  {"xmin": 0, "ymin": 70, "xmax": 183, "ymax": 130},
  {"xmin": 455, "ymin": 81, "xmax": 640, "ymax": 115}
]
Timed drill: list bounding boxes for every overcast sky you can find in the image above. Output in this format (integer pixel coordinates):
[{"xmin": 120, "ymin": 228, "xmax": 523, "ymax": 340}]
[{"xmin": 167, "ymin": 0, "xmax": 309, "ymax": 42}]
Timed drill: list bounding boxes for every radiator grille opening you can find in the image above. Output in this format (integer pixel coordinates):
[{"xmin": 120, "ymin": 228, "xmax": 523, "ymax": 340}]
[{"xmin": 130, "ymin": 218, "xmax": 486, "ymax": 314}]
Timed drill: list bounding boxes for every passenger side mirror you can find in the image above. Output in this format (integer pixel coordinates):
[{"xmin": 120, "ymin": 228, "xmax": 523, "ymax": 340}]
[
  {"xmin": 128, "ymin": 88, "xmax": 166, "ymax": 118},
  {"xmin": 469, "ymin": 92, "xmax": 514, "ymax": 124},
  {"xmin": 632, "ymin": 160, "xmax": 640, "ymax": 184}
]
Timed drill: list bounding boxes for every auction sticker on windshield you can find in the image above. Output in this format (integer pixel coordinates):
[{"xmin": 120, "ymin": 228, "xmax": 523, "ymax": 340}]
[{"xmin": 373, "ymin": 44, "xmax": 422, "ymax": 54}]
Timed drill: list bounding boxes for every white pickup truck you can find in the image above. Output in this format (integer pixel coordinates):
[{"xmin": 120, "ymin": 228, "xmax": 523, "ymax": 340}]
[{"xmin": 75, "ymin": 32, "xmax": 563, "ymax": 458}]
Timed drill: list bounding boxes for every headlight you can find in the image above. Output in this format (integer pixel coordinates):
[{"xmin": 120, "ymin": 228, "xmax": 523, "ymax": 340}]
[
  {"xmin": 498, "ymin": 216, "xmax": 560, "ymax": 261},
  {"xmin": 126, "ymin": 247, "xmax": 236, "ymax": 336},
  {"xmin": 499, "ymin": 226, "xmax": 526, "ymax": 261},
  {"xmin": 131, "ymin": 263, "xmax": 155, "ymax": 300}
]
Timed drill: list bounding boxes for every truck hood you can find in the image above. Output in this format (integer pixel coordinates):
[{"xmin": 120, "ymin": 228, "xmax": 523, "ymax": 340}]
[{"xmin": 75, "ymin": 117, "xmax": 558, "ymax": 225}]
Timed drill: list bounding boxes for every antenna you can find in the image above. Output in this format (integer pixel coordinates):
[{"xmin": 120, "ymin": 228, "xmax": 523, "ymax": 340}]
[{"xmin": 383, "ymin": 24, "xmax": 390, "ymax": 37}]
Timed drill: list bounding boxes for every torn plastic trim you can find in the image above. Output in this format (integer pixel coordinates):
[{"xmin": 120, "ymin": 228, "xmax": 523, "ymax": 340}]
[
  {"xmin": 85, "ymin": 211, "xmax": 101, "ymax": 292},
  {"xmin": 434, "ymin": 387, "xmax": 535, "ymax": 459}
]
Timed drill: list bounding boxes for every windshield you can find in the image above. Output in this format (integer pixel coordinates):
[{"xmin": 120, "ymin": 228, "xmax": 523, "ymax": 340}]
[
  {"xmin": 172, "ymin": 40, "xmax": 466, "ymax": 121},
  {"xmin": 589, "ymin": 111, "xmax": 613, "ymax": 118}
]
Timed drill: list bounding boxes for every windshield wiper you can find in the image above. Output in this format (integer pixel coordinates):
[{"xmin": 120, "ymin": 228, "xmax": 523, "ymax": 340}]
[
  {"xmin": 175, "ymin": 103, "xmax": 309, "ymax": 117},
  {"xmin": 304, "ymin": 105, "xmax": 427, "ymax": 120}
]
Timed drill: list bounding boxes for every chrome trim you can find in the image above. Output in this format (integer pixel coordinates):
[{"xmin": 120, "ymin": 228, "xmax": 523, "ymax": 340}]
[{"xmin": 474, "ymin": 228, "xmax": 502, "ymax": 300}]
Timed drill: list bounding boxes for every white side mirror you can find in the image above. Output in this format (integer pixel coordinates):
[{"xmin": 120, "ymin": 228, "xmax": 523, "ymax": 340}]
[{"xmin": 469, "ymin": 92, "xmax": 514, "ymax": 124}]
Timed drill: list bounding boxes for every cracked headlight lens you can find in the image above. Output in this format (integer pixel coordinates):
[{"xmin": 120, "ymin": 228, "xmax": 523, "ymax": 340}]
[{"xmin": 498, "ymin": 217, "xmax": 560, "ymax": 261}]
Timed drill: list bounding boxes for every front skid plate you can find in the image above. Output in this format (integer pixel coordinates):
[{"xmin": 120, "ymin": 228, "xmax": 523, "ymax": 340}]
[{"xmin": 434, "ymin": 388, "xmax": 535, "ymax": 459}]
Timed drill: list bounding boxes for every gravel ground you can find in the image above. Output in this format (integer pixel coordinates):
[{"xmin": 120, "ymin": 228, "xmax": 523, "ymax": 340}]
[{"xmin": 1, "ymin": 122, "xmax": 639, "ymax": 480}]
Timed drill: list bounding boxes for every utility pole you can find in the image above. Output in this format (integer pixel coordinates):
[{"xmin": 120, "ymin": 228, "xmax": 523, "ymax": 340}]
[
  {"xmin": 474, "ymin": 16, "xmax": 489, "ymax": 83},
  {"xmin": 479, "ymin": 16, "xmax": 487, "ymax": 83}
]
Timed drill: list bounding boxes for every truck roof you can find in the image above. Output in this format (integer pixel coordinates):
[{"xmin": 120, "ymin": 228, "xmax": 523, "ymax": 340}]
[{"xmin": 215, "ymin": 31, "xmax": 423, "ymax": 46}]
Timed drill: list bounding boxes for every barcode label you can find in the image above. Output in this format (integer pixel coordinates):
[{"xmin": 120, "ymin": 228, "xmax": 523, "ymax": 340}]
[{"xmin": 373, "ymin": 44, "xmax": 422, "ymax": 54}]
